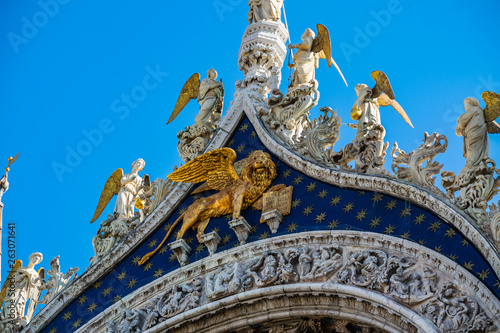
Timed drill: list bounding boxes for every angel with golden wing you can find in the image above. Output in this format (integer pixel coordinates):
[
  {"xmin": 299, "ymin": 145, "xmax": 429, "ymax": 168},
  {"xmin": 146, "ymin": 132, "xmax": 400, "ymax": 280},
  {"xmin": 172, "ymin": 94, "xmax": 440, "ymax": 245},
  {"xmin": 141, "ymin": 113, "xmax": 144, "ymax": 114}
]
[
  {"xmin": 90, "ymin": 158, "xmax": 150, "ymax": 223},
  {"xmin": 288, "ymin": 24, "xmax": 347, "ymax": 89},
  {"xmin": 349, "ymin": 71, "xmax": 413, "ymax": 141},
  {"xmin": 456, "ymin": 92, "xmax": 500, "ymax": 168},
  {"xmin": 167, "ymin": 69, "xmax": 224, "ymax": 128},
  {"xmin": 0, "ymin": 253, "xmax": 44, "ymax": 329}
]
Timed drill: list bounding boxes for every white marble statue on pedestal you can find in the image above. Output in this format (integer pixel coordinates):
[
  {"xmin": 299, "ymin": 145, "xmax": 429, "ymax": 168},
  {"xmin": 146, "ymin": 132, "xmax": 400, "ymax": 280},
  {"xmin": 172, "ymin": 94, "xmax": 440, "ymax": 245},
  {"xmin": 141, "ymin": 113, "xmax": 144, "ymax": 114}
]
[{"xmin": 248, "ymin": 0, "xmax": 284, "ymax": 23}]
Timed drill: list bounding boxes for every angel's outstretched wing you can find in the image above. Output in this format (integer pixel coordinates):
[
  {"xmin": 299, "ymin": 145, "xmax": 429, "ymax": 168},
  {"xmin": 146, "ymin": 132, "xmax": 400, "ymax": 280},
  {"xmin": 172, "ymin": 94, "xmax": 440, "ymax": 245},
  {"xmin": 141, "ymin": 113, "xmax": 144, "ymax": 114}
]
[
  {"xmin": 0, "ymin": 259, "xmax": 22, "ymax": 306},
  {"xmin": 168, "ymin": 148, "xmax": 239, "ymax": 192},
  {"xmin": 311, "ymin": 24, "xmax": 348, "ymax": 87},
  {"xmin": 90, "ymin": 169, "xmax": 123, "ymax": 223},
  {"xmin": 312, "ymin": 24, "xmax": 332, "ymax": 68},
  {"xmin": 25, "ymin": 267, "xmax": 44, "ymax": 322},
  {"xmin": 167, "ymin": 73, "xmax": 201, "ymax": 124},
  {"xmin": 142, "ymin": 174, "xmax": 151, "ymax": 188},
  {"xmin": 378, "ymin": 93, "xmax": 414, "ymax": 128},
  {"xmin": 482, "ymin": 91, "xmax": 500, "ymax": 134},
  {"xmin": 371, "ymin": 71, "xmax": 395, "ymax": 100}
]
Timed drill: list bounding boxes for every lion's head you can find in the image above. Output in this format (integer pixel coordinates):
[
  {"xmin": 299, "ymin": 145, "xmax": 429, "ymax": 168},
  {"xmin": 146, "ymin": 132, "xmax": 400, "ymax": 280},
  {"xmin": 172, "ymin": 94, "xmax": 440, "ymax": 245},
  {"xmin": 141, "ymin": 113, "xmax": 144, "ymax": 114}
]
[
  {"xmin": 243, "ymin": 150, "xmax": 276, "ymax": 181},
  {"xmin": 240, "ymin": 151, "xmax": 277, "ymax": 204}
]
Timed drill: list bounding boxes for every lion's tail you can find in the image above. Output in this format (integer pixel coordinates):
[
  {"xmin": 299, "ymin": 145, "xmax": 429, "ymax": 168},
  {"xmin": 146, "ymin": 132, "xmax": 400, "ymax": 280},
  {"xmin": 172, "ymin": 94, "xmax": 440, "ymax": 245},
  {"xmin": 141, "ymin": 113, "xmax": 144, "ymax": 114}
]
[{"xmin": 139, "ymin": 213, "xmax": 184, "ymax": 265}]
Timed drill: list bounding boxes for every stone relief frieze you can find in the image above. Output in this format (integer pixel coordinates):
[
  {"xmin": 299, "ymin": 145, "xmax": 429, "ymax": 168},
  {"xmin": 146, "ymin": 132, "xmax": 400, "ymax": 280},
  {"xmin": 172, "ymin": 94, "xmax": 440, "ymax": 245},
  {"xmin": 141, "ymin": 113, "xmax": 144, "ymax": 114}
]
[{"xmin": 72, "ymin": 233, "xmax": 499, "ymax": 333}]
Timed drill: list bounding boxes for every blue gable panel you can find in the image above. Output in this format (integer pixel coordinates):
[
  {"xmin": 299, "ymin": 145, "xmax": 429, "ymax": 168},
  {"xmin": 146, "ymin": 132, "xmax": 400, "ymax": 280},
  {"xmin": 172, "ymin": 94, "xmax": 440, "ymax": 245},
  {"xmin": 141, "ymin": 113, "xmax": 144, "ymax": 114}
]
[{"xmin": 40, "ymin": 116, "xmax": 500, "ymax": 333}]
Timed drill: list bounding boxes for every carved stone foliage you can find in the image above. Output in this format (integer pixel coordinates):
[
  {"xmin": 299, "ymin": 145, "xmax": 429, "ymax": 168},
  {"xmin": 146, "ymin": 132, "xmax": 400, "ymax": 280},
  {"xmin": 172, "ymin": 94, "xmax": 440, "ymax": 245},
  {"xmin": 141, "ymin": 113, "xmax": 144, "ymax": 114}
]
[
  {"xmin": 442, "ymin": 159, "xmax": 500, "ymax": 224},
  {"xmin": 90, "ymin": 177, "xmax": 174, "ymax": 266},
  {"xmin": 422, "ymin": 282, "xmax": 494, "ymax": 333},
  {"xmin": 238, "ymin": 21, "xmax": 288, "ymax": 91},
  {"xmin": 328, "ymin": 123, "xmax": 390, "ymax": 176},
  {"xmin": 177, "ymin": 120, "xmax": 219, "ymax": 163},
  {"xmin": 262, "ymin": 82, "xmax": 320, "ymax": 147},
  {"xmin": 338, "ymin": 250, "xmax": 436, "ymax": 305},
  {"xmin": 392, "ymin": 132, "xmax": 448, "ymax": 195}
]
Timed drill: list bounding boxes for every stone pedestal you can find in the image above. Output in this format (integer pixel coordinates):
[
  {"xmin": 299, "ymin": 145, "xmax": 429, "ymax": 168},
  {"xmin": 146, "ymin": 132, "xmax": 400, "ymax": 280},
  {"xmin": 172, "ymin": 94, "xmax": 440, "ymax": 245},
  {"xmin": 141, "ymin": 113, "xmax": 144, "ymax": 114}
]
[
  {"xmin": 200, "ymin": 231, "xmax": 221, "ymax": 256},
  {"xmin": 260, "ymin": 209, "xmax": 283, "ymax": 234},
  {"xmin": 238, "ymin": 21, "xmax": 288, "ymax": 90},
  {"xmin": 169, "ymin": 239, "xmax": 191, "ymax": 266},
  {"xmin": 229, "ymin": 217, "xmax": 252, "ymax": 245}
]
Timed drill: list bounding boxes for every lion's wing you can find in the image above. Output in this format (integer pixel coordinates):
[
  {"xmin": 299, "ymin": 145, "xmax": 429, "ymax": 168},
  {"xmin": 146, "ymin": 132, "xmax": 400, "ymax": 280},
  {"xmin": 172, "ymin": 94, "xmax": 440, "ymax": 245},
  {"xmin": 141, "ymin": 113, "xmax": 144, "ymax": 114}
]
[{"xmin": 168, "ymin": 148, "xmax": 238, "ymax": 190}]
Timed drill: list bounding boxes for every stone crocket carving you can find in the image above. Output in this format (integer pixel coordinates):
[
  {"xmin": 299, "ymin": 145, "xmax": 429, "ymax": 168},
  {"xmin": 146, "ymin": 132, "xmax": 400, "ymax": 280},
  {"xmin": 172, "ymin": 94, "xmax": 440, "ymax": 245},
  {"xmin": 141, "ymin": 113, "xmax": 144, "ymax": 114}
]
[{"xmin": 140, "ymin": 148, "xmax": 280, "ymax": 265}]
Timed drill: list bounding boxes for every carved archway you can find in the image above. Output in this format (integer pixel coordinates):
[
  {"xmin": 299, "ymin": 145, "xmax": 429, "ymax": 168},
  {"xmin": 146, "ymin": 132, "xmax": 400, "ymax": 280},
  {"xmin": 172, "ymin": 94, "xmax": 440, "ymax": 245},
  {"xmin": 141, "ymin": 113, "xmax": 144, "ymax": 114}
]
[{"xmin": 75, "ymin": 231, "xmax": 499, "ymax": 333}]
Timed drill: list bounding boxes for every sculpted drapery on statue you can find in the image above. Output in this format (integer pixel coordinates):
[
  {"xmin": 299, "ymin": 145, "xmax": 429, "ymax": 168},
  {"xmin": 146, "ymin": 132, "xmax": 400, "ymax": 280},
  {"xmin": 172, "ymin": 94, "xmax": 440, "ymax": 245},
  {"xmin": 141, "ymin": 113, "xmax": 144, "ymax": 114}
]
[
  {"xmin": 288, "ymin": 25, "xmax": 347, "ymax": 89},
  {"xmin": 248, "ymin": 0, "xmax": 284, "ymax": 23},
  {"xmin": 167, "ymin": 69, "xmax": 225, "ymax": 162},
  {"xmin": 167, "ymin": 69, "xmax": 224, "ymax": 128},
  {"xmin": 0, "ymin": 253, "xmax": 44, "ymax": 331},
  {"xmin": 90, "ymin": 158, "xmax": 149, "ymax": 223},
  {"xmin": 456, "ymin": 95, "xmax": 500, "ymax": 167},
  {"xmin": 442, "ymin": 92, "xmax": 500, "ymax": 223},
  {"xmin": 349, "ymin": 71, "xmax": 413, "ymax": 141}
]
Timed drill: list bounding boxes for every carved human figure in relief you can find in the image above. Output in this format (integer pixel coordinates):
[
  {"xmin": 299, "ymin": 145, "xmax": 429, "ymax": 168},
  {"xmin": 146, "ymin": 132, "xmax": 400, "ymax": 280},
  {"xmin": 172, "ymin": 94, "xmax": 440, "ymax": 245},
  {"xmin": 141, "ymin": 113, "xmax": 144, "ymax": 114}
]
[
  {"xmin": 248, "ymin": 0, "xmax": 283, "ymax": 23},
  {"xmin": 0, "ymin": 253, "xmax": 44, "ymax": 328}
]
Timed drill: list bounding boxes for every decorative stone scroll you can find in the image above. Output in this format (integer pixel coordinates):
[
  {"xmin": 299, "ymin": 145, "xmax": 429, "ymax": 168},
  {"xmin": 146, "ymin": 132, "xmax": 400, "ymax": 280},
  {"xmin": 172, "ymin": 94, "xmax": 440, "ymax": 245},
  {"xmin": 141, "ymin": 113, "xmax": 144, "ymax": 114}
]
[{"xmin": 392, "ymin": 132, "xmax": 448, "ymax": 195}]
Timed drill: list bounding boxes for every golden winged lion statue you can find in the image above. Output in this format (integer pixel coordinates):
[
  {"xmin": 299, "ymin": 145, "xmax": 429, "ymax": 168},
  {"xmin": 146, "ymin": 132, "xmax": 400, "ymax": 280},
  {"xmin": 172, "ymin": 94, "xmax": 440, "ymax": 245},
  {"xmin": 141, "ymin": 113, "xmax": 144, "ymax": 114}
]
[{"xmin": 140, "ymin": 148, "xmax": 283, "ymax": 265}]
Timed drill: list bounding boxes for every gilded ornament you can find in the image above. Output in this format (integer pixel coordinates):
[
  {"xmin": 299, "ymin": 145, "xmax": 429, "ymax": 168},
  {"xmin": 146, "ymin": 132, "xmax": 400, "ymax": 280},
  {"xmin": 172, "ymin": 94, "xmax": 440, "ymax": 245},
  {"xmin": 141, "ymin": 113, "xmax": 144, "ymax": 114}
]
[{"xmin": 140, "ymin": 147, "xmax": 281, "ymax": 265}]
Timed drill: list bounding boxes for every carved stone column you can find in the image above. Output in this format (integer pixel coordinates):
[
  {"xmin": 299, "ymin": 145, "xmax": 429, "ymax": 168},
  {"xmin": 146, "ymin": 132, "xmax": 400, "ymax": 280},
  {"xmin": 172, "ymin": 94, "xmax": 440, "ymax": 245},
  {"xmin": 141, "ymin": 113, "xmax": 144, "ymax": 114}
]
[{"xmin": 238, "ymin": 21, "xmax": 288, "ymax": 94}]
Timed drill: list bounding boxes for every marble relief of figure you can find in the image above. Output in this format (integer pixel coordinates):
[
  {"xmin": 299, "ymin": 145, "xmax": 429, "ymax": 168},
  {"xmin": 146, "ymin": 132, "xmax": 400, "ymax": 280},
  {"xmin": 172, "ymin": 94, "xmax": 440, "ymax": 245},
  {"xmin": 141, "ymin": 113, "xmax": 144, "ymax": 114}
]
[{"xmin": 248, "ymin": 0, "xmax": 284, "ymax": 23}]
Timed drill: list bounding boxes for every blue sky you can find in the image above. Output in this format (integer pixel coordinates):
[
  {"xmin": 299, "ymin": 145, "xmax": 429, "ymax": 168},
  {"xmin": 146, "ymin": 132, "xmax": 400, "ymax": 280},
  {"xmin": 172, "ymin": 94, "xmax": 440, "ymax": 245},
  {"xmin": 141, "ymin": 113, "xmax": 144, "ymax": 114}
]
[{"xmin": 1, "ymin": 0, "xmax": 499, "ymax": 288}]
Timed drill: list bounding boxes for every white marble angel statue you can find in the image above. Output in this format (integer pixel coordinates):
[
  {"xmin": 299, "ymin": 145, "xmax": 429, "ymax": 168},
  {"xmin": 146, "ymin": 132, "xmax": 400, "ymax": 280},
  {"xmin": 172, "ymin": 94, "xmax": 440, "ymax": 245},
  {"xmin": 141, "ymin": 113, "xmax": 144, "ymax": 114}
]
[
  {"xmin": 40, "ymin": 256, "xmax": 79, "ymax": 304},
  {"xmin": 90, "ymin": 158, "xmax": 150, "ymax": 223},
  {"xmin": 348, "ymin": 71, "xmax": 413, "ymax": 141},
  {"xmin": 456, "ymin": 92, "xmax": 500, "ymax": 168},
  {"xmin": 166, "ymin": 69, "xmax": 224, "ymax": 128},
  {"xmin": 248, "ymin": 0, "xmax": 284, "ymax": 23},
  {"xmin": 288, "ymin": 24, "xmax": 347, "ymax": 89},
  {"xmin": 0, "ymin": 253, "xmax": 44, "ymax": 329}
]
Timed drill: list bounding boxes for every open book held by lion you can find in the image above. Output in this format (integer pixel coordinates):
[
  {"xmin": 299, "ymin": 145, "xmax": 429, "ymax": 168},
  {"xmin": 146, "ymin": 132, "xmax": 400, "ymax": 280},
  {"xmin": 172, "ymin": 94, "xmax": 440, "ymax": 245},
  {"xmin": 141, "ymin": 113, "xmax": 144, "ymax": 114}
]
[{"xmin": 140, "ymin": 148, "xmax": 284, "ymax": 265}]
